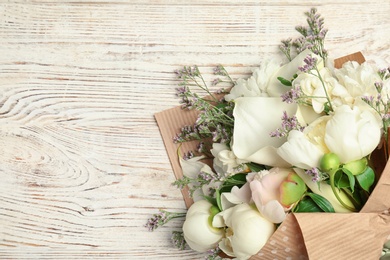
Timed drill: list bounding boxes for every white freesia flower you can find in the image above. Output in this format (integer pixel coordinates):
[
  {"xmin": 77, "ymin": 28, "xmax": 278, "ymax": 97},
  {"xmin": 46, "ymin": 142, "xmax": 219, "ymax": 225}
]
[
  {"xmin": 324, "ymin": 105, "xmax": 382, "ymax": 163},
  {"xmin": 293, "ymin": 67, "xmax": 350, "ymax": 113},
  {"xmin": 182, "ymin": 200, "xmax": 224, "ymax": 252},
  {"xmin": 225, "ymin": 59, "xmax": 281, "ymax": 101},
  {"xmin": 294, "ymin": 168, "xmax": 354, "ymax": 212},
  {"xmin": 335, "ymin": 61, "xmax": 380, "ymax": 101},
  {"xmin": 231, "ymin": 97, "xmax": 298, "ymax": 167},
  {"xmin": 213, "ymin": 203, "xmax": 275, "ymax": 260},
  {"xmin": 210, "ymin": 143, "xmax": 249, "ymax": 176}
]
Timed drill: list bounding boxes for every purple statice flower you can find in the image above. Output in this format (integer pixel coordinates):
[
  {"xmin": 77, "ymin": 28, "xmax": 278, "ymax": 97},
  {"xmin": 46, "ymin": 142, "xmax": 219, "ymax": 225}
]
[
  {"xmin": 305, "ymin": 167, "xmax": 328, "ymax": 182},
  {"xmin": 270, "ymin": 111, "xmax": 305, "ymax": 138},
  {"xmin": 171, "ymin": 231, "xmax": 187, "ymax": 250},
  {"xmin": 205, "ymin": 246, "xmax": 223, "ymax": 260},
  {"xmin": 145, "ymin": 210, "xmax": 186, "ymax": 232},
  {"xmin": 211, "ymin": 78, "xmax": 221, "ymax": 86},
  {"xmin": 298, "ymin": 55, "xmax": 318, "ymax": 73},
  {"xmin": 281, "ymin": 86, "xmax": 302, "ymax": 104},
  {"xmin": 361, "ymin": 95, "xmax": 374, "ymax": 104},
  {"xmin": 305, "ymin": 167, "xmax": 321, "ymax": 182},
  {"xmin": 375, "ymin": 81, "xmax": 384, "ymax": 93},
  {"xmin": 198, "ymin": 170, "xmax": 216, "ymax": 183},
  {"xmin": 183, "ymin": 151, "xmax": 194, "ymax": 160}
]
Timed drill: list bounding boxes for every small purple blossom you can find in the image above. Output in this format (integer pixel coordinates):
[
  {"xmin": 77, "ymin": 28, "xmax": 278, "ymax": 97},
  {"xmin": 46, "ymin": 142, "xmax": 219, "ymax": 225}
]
[
  {"xmin": 270, "ymin": 111, "xmax": 305, "ymax": 138},
  {"xmin": 281, "ymin": 86, "xmax": 302, "ymax": 104},
  {"xmin": 145, "ymin": 210, "xmax": 186, "ymax": 232},
  {"xmin": 298, "ymin": 55, "xmax": 318, "ymax": 73},
  {"xmin": 199, "ymin": 171, "xmax": 216, "ymax": 182},
  {"xmin": 171, "ymin": 231, "xmax": 187, "ymax": 250},
  {"xmin": 375, "ymin": 81, "xmax": 384, "ymax": 92},
  {"xmin": 183, "ymin": 151, "xmax": 194, "ymax": 160},
  {"xmin": 211, "ymin": 78, "xmax": 221, "ymax": 86},
  {"xmin": 305, "ymin": 167, "xmax": 321, "ymax": 182}
]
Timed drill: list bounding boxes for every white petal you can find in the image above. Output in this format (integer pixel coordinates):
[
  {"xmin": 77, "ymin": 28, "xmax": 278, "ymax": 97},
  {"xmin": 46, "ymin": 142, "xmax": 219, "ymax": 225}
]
[
  {"xmin": 325, "ymin": 105, "xmax": 381, "ymax": 163},
  {"xmin": 260, "ymin": 200, "xmax": 287, "ymax": 223},
  {"xmin": 277, "ymin": 130, "xmax": 324, "ymax": 169},
  {"xmin": 221, "ymin": 192, "xmax": 243, "ymax": 211},
  {"xmin": 267, "ymin": 49, "xmax": 323, "ymax": 97},
  {"xmin": 232, "ymin": 97, "xmax": 297, "ymax": 167}
]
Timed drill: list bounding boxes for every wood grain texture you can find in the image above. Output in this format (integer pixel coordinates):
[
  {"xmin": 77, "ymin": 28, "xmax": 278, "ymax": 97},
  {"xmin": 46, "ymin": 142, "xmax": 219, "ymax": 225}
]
[{"xmin": 0, "ymin": 1, "xmax": 389, "ymax": 259}]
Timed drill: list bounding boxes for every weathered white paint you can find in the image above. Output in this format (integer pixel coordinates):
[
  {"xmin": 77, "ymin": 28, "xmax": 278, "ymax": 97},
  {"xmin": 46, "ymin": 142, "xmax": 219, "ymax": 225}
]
[{"xmin": 0, "ymin": 1, "xmax": 389, "ymax": 259}]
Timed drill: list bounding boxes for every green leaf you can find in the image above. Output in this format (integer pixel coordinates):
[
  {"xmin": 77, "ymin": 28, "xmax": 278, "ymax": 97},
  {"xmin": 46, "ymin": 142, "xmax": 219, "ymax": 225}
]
[
  {"xmin": 219, "ymin": 173, "xmax": 247, "ymax": 193},
  {"xmin": 277, "ymin": 76, "xmax": 292, "ymax": 87},
  {"xmin": 246, "ymin": 162, "xmax": 266, "ymax": 172},
  {"xmin": 355, "ymin": 166, "xmax": 375, "ymax": 192},
  {"xmin": 294, "ymin": 197, "xmax": 323, "ymax": 212},
  {"xmin": 306, "ymin": 192, "xmax": 335, "ymax": 213},
  {"xmin": 341, "ymin": 168, "xmax": 356, "ymax": 193},
  {"xmin": 333, "ymin": 170, "xmax": 350, "ymax": 189}
]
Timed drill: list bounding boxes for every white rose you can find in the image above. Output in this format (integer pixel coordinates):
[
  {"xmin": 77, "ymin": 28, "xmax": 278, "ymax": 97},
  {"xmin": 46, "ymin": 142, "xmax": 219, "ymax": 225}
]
[
  {"xmin": 182, "ymin": 200, "xmax": 224, "ymax": 252},
  {"xmin": 213, "ymin": 203, "xmax": 275, "ymax": 260}
]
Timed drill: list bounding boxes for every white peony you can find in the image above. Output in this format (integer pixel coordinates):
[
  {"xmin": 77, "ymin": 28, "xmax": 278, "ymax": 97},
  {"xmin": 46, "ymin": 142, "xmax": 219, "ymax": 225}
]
[
  {"xmin": 182, "ymin": 200, "xmax": 224, "ymax": 252},
  {"xmin": 213, "ymin": 203, "xmax": 275, "ymax": 260},
  {"xmin": 324, "ymin": 105, "xmax": 382, "ymax": 163}
]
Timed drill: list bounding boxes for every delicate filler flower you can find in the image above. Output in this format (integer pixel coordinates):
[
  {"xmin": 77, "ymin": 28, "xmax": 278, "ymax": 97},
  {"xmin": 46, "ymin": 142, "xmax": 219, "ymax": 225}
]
[
  {"xmin": 298, "ymin": 55, "xmax": 318, "ymax": 73},
  {"xmin": 171, "ymin": 231, "xmax": 188, "ymax": 250},
  {"xmin": 270, "ymin": 111, "xmax": 305, "ymax": 138},
  {"xmin": 145, "ymin": 210, "xmax": 186, "ymax": 232}
]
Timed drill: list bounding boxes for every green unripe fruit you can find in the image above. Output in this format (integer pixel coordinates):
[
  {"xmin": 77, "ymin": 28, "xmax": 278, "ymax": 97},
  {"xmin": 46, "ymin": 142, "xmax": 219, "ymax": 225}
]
[{"xmin": 320, "ymin": 153, "xmax": 340, "ymax": 172}]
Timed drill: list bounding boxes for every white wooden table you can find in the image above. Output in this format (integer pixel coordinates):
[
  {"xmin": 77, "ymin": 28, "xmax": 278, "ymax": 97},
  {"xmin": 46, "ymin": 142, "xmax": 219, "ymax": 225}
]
[{"xmin": 0, "ymin": 1, "xmax": 389, "ymax": 259}]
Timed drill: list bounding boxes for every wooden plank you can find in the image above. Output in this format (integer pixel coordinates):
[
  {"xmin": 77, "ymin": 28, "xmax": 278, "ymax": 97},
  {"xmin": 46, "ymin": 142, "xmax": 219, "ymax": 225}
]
[{"xmin": 0, "ymin": 1, "xmax": 389, "ymax": 259}]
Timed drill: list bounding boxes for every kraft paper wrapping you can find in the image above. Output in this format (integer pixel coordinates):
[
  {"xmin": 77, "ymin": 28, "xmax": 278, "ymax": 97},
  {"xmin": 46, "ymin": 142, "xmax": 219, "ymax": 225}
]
[{"xmin": 155, "ymin": 52, "xmax": 390, "ymax": 259}]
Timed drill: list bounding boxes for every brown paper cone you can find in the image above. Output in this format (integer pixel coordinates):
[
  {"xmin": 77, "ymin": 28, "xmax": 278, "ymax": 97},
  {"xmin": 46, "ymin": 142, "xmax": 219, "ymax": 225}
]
[
  {"xmin": 155, "ymin": 51, "xmax": 390, "ymax": 258},
  {"xmin": 294, "ymin": 212, "xmax": 390, "ymax": 260}
]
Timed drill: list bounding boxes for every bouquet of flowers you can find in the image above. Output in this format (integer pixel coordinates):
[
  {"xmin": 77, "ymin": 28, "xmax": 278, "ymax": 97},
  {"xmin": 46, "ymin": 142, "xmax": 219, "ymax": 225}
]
[{"xmin": 148, "ymin": 8, "xmax": 390, "ymax": 259}]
